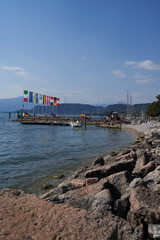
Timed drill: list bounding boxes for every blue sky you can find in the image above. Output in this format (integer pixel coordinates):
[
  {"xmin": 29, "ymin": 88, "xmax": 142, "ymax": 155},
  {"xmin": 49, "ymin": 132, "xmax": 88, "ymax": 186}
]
[{"xmin": 0, "ymin": 0, "xmax": 160, "ymax": 104}]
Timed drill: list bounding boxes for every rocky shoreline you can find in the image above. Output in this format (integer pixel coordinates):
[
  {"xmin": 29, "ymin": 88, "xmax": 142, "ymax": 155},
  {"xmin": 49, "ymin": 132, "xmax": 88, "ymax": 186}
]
[{"xmin": 0, "ymin": 126, "xmax": 160, "ymax": 239}]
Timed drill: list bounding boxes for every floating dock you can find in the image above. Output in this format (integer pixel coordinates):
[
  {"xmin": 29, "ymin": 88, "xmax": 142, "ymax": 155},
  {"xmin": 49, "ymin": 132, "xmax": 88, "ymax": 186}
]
[{"xmin": 20, "ymin": 121, "xmax": 70, "ymax": 126}]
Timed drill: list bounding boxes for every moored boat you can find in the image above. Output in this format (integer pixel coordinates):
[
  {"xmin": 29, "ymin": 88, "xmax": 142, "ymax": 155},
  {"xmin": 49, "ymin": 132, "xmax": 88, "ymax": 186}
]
[{"xmin": 70, "ymin": 120, "xmax": 82, "ymax": 127}]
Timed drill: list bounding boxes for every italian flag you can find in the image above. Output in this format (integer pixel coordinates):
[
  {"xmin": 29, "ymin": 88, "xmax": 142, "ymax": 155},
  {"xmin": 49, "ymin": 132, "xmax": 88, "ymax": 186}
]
[
  {"xmin": 21, "ymin": 112, "xmax": 29, "ymax": 117},
  {"xmin": 24, "ymin": 90, "xmax": 29, "ymax": 102}
]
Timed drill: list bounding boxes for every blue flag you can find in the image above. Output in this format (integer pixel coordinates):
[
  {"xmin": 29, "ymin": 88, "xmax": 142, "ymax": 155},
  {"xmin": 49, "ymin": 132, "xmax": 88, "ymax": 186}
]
[{"xmin": 29, "ymin": 92, "xmax": 33, "ymax": 102}]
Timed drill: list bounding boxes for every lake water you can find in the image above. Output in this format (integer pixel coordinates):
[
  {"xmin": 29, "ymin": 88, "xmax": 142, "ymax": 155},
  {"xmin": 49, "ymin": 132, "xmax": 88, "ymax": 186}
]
[{"xmin": 0, "ymin": 113, "xmax": 136, "ymax": 195}]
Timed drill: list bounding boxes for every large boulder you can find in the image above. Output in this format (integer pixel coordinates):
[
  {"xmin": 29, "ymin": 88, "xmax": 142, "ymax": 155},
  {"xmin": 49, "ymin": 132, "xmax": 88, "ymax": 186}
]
[
  {"xmin": 152, "ymin": 131, "xmax": 160, "ymax": 140},
  {"xmin": 85, "ymin": 158, "xmax": 136, "ymax": 179},
  {"xmin": 148, "ymin": 224, "xmax": 160, "ymax": 239},
  {"xmin": 152, "ymin": 139, "xmax": 160, "ymax": 148},
  {"xmin": 140, "ymin": 161, "xmax": 156, "ymax": 177},
  {"xmin": 90, "ymin": 189, "xmax": 113, "ymax": 211},
  {"xmin": 128, "ymin": 186, "xmax": 160, "ymax": 224},
  {"xmin": 132, "ymin": 150, "xmax": 149, "ymax": 174},
  {"xmin": 136, "ymin": 149, "xmax": 149, "ymax": 159},
  {"xmin": 85, "ymin": 177, "xmax": 99, "ymax": 186},
  {"xmin": 114, "ymin": 195, "xmax": 130, "ymax": 219},
  {"xmin": 93, "ymin": 156, "xmax": 104, "ymax": 166},
  {"xmin": 70, "ymin": 179, "xmax": 86, "ymax": 188},
  {"xmin": 0, "ymin": 188, "xmax": 144, "ymax": 240},
  {"xmin": 105, "ymin": 170, "xmax": 132, "ymax": 198},
  {"xmin": 125, "ymin": 177, "xmax": 145, "ymax": 195},
  {"xmin": 143, "ymin": 166, "xmax": 160, "ymax": 189}
]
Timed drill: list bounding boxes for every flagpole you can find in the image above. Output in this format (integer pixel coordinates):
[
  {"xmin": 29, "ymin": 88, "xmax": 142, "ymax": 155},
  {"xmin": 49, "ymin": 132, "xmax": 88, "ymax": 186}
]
[
  {"xmin": 45, "ymin": 95, "xmax": 47, "ymax": 115},
  {"xmin": 33, "ymin": 93, "xmax": 34, "ymax": 116},
  {"xmin": 22, "ymin": 89, "xmax": 24, "ymax": 113},
  {"xmin": 28, "ymin": 91, "xmax": 29, "ymax": 115}
]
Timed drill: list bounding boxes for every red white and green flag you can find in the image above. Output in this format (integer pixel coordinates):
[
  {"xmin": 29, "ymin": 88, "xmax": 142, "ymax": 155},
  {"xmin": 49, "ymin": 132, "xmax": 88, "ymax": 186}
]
[
  {"xmin": 24, "ymin": 90, "xmax": 29, "ymax": 102},
  {"xmin": 21, "ymin": 112, "xmax": 29, "ymax": 117}
]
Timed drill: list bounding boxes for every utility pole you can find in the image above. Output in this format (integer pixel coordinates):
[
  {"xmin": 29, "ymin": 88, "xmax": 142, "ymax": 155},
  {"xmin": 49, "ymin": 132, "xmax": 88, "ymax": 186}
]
[
  {"xmin": 63, "ymin": 96, "xmax": 66, "ymax": 117},
  {"xmin": 130, "ymin": 95, "xmax": 132, "ymax": 118}
]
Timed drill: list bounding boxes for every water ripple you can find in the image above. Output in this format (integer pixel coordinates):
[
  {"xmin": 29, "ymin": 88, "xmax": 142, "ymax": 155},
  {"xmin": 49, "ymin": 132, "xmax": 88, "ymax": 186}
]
[{"xmin": 0, "ymin": 113, "xmax": 136, "ymax": 195}]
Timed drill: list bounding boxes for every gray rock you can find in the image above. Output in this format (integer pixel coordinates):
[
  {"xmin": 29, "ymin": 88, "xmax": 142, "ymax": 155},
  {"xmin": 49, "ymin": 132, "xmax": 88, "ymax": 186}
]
[
  {"xmin": 85, "ymin": 177, "xmax": 99, "ymax": 186},
  {"xmin": 129, "ymin": 185, "xmax": 160, "ymax": 224},
  {"xmin": 140, "ymin": 161, "xmax": 156, "ymax": 177},
  {"xmin": 106, "ymin": 170, "xmax": 132, "ymax": 198},
  {"xmin": 114, "ymin": 195, "xmax": 130, "ymax": 219},
  {"xmin": 93, "ymin": 156, "xmax": 104, "ymax": 166},
  {"xmin": 148, "ymin": 224, "xmax": 160, "ymax": 239},
  {"xmin": 85, "ymin": 158, "xmax": 136, "ymax": 179},
  {"xmin": 126, "ymin": 177, "xmax": 144, "ymax": 195},
  {"xmin": 133, "ymin": 151, "xmax": 149, "ymax": 174},
  {"xmin": 117, "ymin": 220, "xmax": 144, "ymax": 240},
  {"xmin": 90, "ymin": 189, "xmax": 113, "ymax": 211},
  {"xmin": 152, "ymin": 139, "xmax": 160, "ymax": 148},
  {"xmin": 117, "ymin": 148, "xmax": 131, "ymax": 156},
  {"xmin": 65, "ymin": 197, "xmax": 90, "ymax": 209},
  {"xmin": 143, "ymin": 166, "xmax": 160, "ymax": 189},
  {"xmin": 155, "ymin": 146, "xmax": 160, "ymax": 155},
  {"xmin": 152, "ymin": 132, "xmax": 160, "ymax": 140}
]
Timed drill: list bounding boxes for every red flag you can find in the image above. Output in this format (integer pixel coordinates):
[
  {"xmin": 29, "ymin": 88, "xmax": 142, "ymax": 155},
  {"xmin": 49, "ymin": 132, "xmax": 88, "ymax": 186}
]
[
  {"xmin": 46, "ymin": 96, "xmax": 51, "ymax": 105},
  {"xmin": 57, "ymin": 98, "xmax": 60, "ymax": 106}
]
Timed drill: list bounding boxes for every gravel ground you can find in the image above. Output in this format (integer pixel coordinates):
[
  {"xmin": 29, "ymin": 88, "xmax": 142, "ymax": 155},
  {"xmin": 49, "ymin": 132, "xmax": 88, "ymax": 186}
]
[{"xmin": 122, "ymin": 123, "xmax": 160, "ymax": 137}]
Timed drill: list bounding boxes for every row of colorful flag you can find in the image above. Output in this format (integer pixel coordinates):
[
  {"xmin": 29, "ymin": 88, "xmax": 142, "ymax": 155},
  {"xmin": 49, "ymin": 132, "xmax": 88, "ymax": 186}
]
[{"xmin": 23, "ymin": 90, "xmax": 60, "ymax": 106}]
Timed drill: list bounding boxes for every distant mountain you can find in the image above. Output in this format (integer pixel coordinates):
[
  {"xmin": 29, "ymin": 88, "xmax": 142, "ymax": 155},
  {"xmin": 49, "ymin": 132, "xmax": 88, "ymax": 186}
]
[
  {"xmin": 0, "ymin": 97, "xmax": 23, "ymax": 112},
  {"xmin": 0, "ymin": 97, "xmax": 150, "ymax": 115},
  {"xmin": 103, "ymin": 104, "xmax": 127, "ymax": 114},
  {"xmin": 94, "ymin": 104, "xmax": 109, "ymax": 107},
  {"xmin": 28, "ymin": 103, "xmax": 104, "ymax": 115},
  {"xmin": 133, "ymin": 103, "xmax": 150, "ymax": 113},
  {"xmin": 116, "ymin": 101, "xmax": 126, "ymax": 105},
  {"xmin": 103, "ymin": 103, "xmax": 150, "ymax": 115},
  {"xmin": 28, "ymin": 103, "xmax": 150, "ymax": 116},
  {"xmin": 0, "ymin": 97, "xmax": 34, "ymax": 112}
]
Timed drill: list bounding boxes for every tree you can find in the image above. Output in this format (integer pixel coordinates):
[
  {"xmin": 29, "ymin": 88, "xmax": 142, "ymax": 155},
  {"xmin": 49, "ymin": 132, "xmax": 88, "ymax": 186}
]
[
  {"xmin": 156, "ymin": 94, "xmax": 160, "ymax": 101},
  {"xmin": 146, "ymin": 95, "xmax": 160, "ymax": 117}
]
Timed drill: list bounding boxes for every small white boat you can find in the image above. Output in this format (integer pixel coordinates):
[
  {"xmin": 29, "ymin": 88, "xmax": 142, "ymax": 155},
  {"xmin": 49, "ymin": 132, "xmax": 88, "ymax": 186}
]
[{"xmin": 70, "ymin": 120, "xmax": 82, "ymax": 127}]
